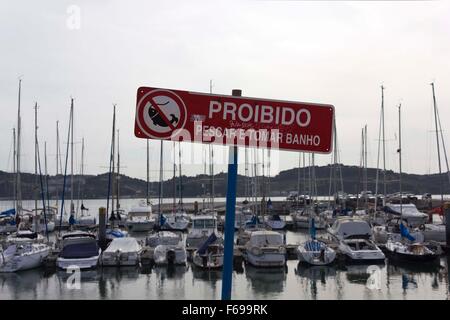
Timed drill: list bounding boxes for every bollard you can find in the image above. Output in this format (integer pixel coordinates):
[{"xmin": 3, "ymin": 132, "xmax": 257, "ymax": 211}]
[
  {"xmin": 445, "ymin": 202, "xmax": 450, "ymax": 247},
  {"xmin": 99, "ymin": 207, "xmax": 107, "ymax": 250}
]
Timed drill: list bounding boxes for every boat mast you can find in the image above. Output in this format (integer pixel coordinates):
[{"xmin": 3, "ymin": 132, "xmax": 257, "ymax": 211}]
[
  {"xmin": 13, "ymin": 128, "xmax": 17, "ymax": 214},
  {"xmin": 172, "ymin": 141, "xmax": 176, "ymax": 212},
  {"xmin": 244, "ymin": 146, "xmax": 249, "ymax": 202},
  {"xmin": 398, "ymin": 103, "xmax": 403, "ymax": 216},
  {"xmin": 56, "ymin": 121, "xmax": 60, "ymax": 210},
  {"xmin": 16, "ymin": 79, "xmax": 22, "ymax": 216},
  {"xmin": 106, "ymin": 104, "xmax": 116, "ymax": 220},
  {"xmin": 431, "ymin": 83, "xmax": 444, "ymax": 206},
  {"xmin": 158, "ymin": 140, "xmax": 164, "ymax": 217},
  {"xmin": 45, "ymin": 141, "xmax": 50, "ymax": 209},
  {"xmin": 381, "ymin": 86, "xmax": 387, "ymax": 205},
  {"xmin": 178, "ymin": 141, "xmax": 183, "ymax": 210},
  {"xmin": 70, "ymin": 98, "xmax": 74, "ymax": 217},
  {"xmin": 34, "ymin": 102, "xmax": 38, "ymax": 213},
  {"xmin": 80, "ymin": 137, "xmax": 85, "ymax": 212},
  {"xmin": 116, "ymin": 130, "xmax": 120, "ymax": 210},
  {"xmin": 364, "ymin": 124, "xmax": 368, "ymax": 211},
  {"xmin": 146, "ymin": 139, "xmax": 150, "ymax": 205},
  {"xmin": 297, "ymin": 153, "xmax": 301, "ymax": 208},
  {"xmin": 209, "ymin": 80, "xmax": 215, "ymax": 212}
]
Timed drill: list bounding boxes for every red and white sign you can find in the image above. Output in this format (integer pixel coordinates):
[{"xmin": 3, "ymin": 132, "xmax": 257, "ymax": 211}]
[{"xmin": 135, "ymin": 87, "xmax": 334, "ymax": 153}]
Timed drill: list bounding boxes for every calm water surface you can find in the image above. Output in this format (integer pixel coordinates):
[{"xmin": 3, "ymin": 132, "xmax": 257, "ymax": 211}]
[{"xmin": 1, "ymin": 198, "xmax": 449, "ymax": 300}]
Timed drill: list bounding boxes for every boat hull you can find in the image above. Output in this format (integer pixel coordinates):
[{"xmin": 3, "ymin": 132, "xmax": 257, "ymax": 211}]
[
  {"xmin": 56, "ymin": 254, "xmax": 100, "ymax": 270},
  {"xmin": 245, "ymin": 252, "xmax": 286, "ymax": 268},
  {"xmin": 126, "ymin": 221, "xmax": 155, "ymax": 232},
  {"xmin": 0, "ymin": 246, "xmax": 50, "ymax": 273}
]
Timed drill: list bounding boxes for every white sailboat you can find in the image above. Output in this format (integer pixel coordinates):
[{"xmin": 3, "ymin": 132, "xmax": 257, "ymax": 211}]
[
  {"xmin": 297, "ymin": 217, "xmax": 336, "ymax": 266},
  {"xmin": 0, "ymin": 242, "xmax": 50, "ymax": 273},
  {"xmin": 192, "ymin": 232, "xmax": 224, "ymax": 269}
]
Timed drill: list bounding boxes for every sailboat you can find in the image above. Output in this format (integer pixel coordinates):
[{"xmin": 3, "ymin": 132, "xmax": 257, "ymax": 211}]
[
  {"xmin": 291, "ymin": 154, "xmax": 328, "ymax": 229},
  {"xmin": 126, "ymin": 138, "xmax": 155, "ymax": 232},
  {"xmin": 105, "ymin": 109, "xmax": 127, "ymax": 238},
  {"xmin": 160, "ymin": 142, "xmax": 189, "ymax": 231},
  {"xmin": 75, "ymin": 138, "xmax": 96, "ymax": 228},
  {"xmin": 1, "ymin": 129, "xmax": 18, "ymax": 234},
  {"xmin": 192, "ymin": 232, "xmax": 224, "ymax": 269},
  {"xmin": 383, "ymin": 104, "xmax": 439, "ymax": 263},
  {"xmin": 1, "ymin": 83, "xmax": 51, "ymax": 272},
  {"xmin": 0, "ymin": 242, "xmax": 51, "ymax": 273},
  {"xmin": 297, "ymin": 217, "xmax": 336, "ymax": 266}
]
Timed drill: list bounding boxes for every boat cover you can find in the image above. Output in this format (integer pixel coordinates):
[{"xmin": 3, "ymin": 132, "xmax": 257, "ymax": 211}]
[
  {"xmin": 104, "ymin": 237, "xmax": 141, "ymax": 253},
  {"xmin": 304, "ymin": 240, "xmax": 324, "ymax": 251},
  {"xmin": 0, "ymin": 209, "xmax": 16, "ymax": 217},
  {"xmin": 197, "ymin": 232, "xmax": 217, "ymax": 255},
  {"xmin": 60, "ymin": 242, "xmax": 99, "ymax": 259}
]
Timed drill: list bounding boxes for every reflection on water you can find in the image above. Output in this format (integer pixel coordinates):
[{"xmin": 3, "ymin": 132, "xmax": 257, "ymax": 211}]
[
  {"xmin": 245, "ymin": 265, "xmax": 287, "ymax": 297},
  {"xmin": 0, "ymin": 232, "xmax": 449, "ymax": 299}
]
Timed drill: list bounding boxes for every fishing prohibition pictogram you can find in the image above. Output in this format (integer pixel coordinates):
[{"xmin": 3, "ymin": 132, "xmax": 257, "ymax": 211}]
[{"xmin": 136, "ymin": 89, "xmax": 187, "ymax": 139}]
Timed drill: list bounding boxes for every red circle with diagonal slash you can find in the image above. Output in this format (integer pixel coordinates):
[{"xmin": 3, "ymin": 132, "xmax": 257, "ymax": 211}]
[{"xmin": 136, "ymin": 89, "xmax": 187, "ymax": 139}]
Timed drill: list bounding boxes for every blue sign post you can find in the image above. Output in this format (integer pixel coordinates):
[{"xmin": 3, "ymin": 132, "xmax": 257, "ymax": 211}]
[{"xmin": 221, "ymin": 89, "xmax": 241, "ymax": 300}]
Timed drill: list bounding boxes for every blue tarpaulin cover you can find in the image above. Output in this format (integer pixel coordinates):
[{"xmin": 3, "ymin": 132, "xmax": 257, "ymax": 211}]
[
  {"xmin": 197, "ymin": 232, "xmax": 218, "ymax": 255},
  {"xmin": 60, "ymin": 242, "xmax": 99, "ymax": 259},
  {"xmin": 400, "ymin": 222, "xmax": 416, "ymax": 242},
  {"xmin": 0, "ymin": 208, "xmax": 16, "ymax": 217}
]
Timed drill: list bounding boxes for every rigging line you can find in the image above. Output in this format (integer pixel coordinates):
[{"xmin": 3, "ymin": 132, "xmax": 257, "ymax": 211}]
[
  {"xmin": 435, "ymin": 96, "xmax": 450, "ymax": 187},
  {"xmin": 36, "ymin": 138, "xmax": 49, "ymax": 241},
  {"xmin": 59, "ymin": 99, "xmax": 73, "ymax": 235}
]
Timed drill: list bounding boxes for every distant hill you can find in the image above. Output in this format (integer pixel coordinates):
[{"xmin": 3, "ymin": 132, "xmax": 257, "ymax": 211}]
[{"xmin": 0, "ymin": 165, "xmax": 449, "ymax": 200}]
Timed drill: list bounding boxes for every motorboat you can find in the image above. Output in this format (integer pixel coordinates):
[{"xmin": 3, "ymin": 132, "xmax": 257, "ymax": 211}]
[
  {"xmin": 100, "ymin": 237, "xmax": 141, "ymax": 266},
  {"xmin": 126, "ymin": 203, "xmax": 155, "ymax": 232},
  {"xmin": 186, "ymin": 215, "xmax": 223, "ymax": 249},
  {"xmin": 265, "ymin": 214, "xmax": 286, "ymax": 230},
  {"xmin": 235, "ymin": 215, "xmax": 267, "ymax": 246},
  {"xmin": 146, "ymin": 230, "xmax": 182, "ymax": 247},
  {"xmin": 160, "ymin": 210, "xmax": 190, "ymax": 231},
  {"xmin": 146, "ymin": 231, "xmax": 186, "ymax": 265},
  {"xmin": 420, "ymin": 224, "xmax": 446, "ymax": 243},
  {"xmin": 383, "ymin": 203, "xmax": 428, "ymax": 227},
  {"xmin": 385, "ymin": 241, "xmax": 439, "ymax": 263},
  {"xmin": 327, "ymin": 217, "xmax": 385, "ymax": 263},
  {"xmin": 244, "ymin": 230, "xmax": 286, "ymax": 267},
  {"xmin": 0, "ymin": 242, "xmax": 51, "ymax": 273},
  {"xmin": 56, "ymin": 231, "xmax": 101, "ymax": 270},
  {"xmin": 192, "ymin": 233, "xmax": 224, "ymax": 269}
]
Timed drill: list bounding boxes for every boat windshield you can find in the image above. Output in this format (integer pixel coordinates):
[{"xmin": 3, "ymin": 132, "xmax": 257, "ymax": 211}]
[{"xmin": 193, "ymin": 219, "xmax": 216, "ymax": 229}]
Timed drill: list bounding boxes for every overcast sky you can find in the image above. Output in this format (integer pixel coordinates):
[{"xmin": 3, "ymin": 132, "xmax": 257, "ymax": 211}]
[{"xmin": 1, "ymin": 0, "xmax": 449, "ymax": 182}]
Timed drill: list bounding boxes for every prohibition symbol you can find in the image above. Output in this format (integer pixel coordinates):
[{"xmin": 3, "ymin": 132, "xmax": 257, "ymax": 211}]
[{"xmin": 136, "ymin": 89, "xmax": 187, "ymax": 139}]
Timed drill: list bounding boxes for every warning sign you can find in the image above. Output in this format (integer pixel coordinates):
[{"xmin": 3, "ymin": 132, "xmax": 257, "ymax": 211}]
[
  {"xmin": 135, "ymin": 88, "xmax": 187, "ymax": 139},
  {"xmin": 135, "ymin": 86, "xmax": 334, "ymax": 153}
]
